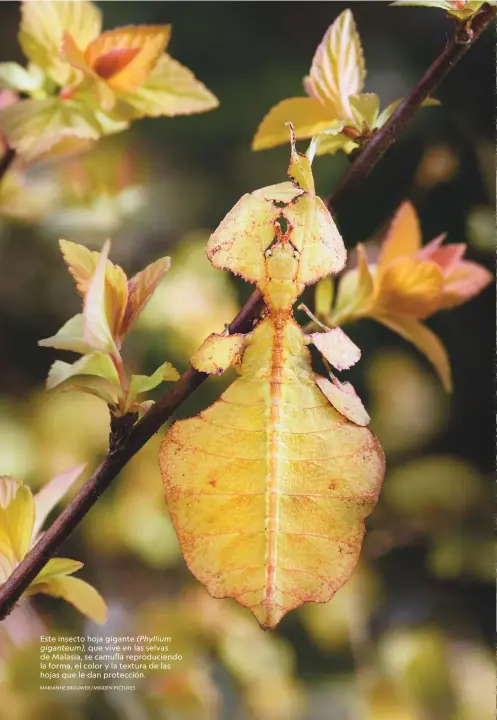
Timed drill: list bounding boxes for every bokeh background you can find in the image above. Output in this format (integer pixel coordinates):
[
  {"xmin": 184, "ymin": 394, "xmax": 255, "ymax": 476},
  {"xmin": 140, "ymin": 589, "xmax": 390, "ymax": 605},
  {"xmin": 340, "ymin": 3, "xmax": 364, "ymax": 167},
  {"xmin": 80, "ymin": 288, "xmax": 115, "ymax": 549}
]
[{"xmin": 0, "ymin": 2, "xmax": 494, "ymax": 719}]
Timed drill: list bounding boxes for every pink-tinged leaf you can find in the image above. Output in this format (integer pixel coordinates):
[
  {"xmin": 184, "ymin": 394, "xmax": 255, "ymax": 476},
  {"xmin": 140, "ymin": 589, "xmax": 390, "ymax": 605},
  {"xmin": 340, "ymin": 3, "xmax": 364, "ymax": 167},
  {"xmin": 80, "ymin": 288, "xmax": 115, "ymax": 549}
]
[
  {"xmin": 417, "ymin": 233, "xmax": 446, "ymax": 260},
  {"xmin": 374, "ymin": 314, "xmax": 452, "ymax": 392},
  {"xmin": 252, "ymin": 97, "xmax": 334, "ymax": 151},
  {"xmin": 33, "ymin": 464, "xmax": 86, "ymax": 538},
  {"xmin": 83, "ymin": 240, "xmax": 119, "ymax": 355},
  {"xmin": 378, "ymin": 202, "xmax": 422, "ymax": 269},
  {"xmin": 309, "ymin": 9, "xmax": 365, "ymax": 116},
  {"xmin": 315, "ymin": 375, "xmax": 370, "ymax": 426},
  {"xmin": 421, "ymin": 242, "xmax": 466, "ymax": 275},
  {"xmin": 35, "ymin": 575, "xmax": 107, "ymax": 623},
  {"xmin": 120, "ymin": 256, "xmax": 171, "ymax": 338},
  {"xmin": 441, "ymin": 259, "xmax": 493, "ymax": 309},
  {"xmin": 310, "ymin": 328, "xmax": 361, "ymax": 370},
  {"xmin": 121, "ymin": 54, "xmax": 219, "ymax": 118}
]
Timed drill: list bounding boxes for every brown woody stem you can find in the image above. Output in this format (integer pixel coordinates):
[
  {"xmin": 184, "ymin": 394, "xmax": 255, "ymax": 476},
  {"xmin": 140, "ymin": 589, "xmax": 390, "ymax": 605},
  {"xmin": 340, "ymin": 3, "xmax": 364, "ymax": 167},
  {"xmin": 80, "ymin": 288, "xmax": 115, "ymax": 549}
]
[{"xmin": 0, "ymin": 4, "xmax": 494, "ymax": 620}]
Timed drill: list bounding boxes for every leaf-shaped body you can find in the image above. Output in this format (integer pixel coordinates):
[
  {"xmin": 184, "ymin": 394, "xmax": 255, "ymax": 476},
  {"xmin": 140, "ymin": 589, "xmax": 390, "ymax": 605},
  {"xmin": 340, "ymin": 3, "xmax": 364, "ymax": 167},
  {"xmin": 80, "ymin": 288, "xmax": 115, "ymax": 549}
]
[{"xmin": 160, "ymin": 317, "xmax": 384, "ymax": 629}]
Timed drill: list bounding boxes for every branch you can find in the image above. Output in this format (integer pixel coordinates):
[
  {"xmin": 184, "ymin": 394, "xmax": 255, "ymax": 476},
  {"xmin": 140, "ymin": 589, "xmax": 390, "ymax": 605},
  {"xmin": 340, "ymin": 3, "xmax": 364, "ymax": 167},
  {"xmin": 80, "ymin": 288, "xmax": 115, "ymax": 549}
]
[
  {"xmin": 326, "ymin": 3, "xmax": 496, "ymax": 211},
  {"xmin": 0, "ymin": 4, "xmax": 494, "ymax": 620},
  {"xmin": 0, "ymin": 148, "xmax": 15, "ymax": 184}
]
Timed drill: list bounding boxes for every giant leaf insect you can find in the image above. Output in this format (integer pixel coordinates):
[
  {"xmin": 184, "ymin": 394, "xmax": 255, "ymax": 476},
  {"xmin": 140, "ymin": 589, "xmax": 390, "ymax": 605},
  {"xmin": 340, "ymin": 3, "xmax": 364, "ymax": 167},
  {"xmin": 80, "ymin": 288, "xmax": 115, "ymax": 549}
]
[{"xmin": 160, "ymin": 132, "xmax": 385, "ymax": 629}]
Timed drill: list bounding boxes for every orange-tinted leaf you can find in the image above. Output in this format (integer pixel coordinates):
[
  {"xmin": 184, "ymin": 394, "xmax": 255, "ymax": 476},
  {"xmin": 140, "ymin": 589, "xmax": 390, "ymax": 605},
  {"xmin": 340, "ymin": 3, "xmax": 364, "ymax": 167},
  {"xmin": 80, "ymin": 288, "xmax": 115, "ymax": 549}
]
[
  {"xmin": 376, "ymin": 257, "xmax": 444, "ymax": 318},
  {"xmin": 378, "ymin": 202, "xmax": 422, "ymax": 269},
  {"xmin": 374, "ymin": 313, "xmax": 452, "ymax": 392},
  {"xmin": 309, "ymin": 9, "xmax": 365, "ymax": 116},
  {"xmin": 120, "ymin": 256, "xmax": 171, "ymax": 337},
  {"xmin": 85, "ymin": 25, "xmax": 171, "ymax": 92},
  {"xmin": 252, "ymin": 97, "xmax": 334, "ymax": 151}
]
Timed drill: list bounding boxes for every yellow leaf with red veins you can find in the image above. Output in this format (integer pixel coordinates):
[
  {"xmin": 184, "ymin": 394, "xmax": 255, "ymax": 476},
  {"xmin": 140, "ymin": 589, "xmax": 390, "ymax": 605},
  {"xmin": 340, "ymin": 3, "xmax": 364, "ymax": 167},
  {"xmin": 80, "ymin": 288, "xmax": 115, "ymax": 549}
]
[
  {"xmin": 85, "ymin": 25, "xmax": 171, "ymax": 92},
  {"xmin": 376, "ymin": 257, "xmax": 445, "ymax": 318},
  {"xmin": 121, "ymin": 54, "xmax": 219, "ymax": 118},
  {"xmin": 120, "ymin": 256, "xmax": 171, "ymax": 337},
  {"xmin": 160, "ymin": 144, "xmax": 384, "ymax": 629},
  {"xmin": 19, "ymin": 0, "xmax": 102, "ymax": 84},
  {"xmin": 378, "ymin": 201, "xmax": 422, "ymax": 269},
  {"xmin": 252, "ymin": 97, "xmax": 335, "ymax": 151},
  {"xmin": 309, "ymin": 9, "xmax": 365, "ymax": 116},
  {"xmin": 374, "ymin": 314, "xmax": 452, "ymax": 392}
]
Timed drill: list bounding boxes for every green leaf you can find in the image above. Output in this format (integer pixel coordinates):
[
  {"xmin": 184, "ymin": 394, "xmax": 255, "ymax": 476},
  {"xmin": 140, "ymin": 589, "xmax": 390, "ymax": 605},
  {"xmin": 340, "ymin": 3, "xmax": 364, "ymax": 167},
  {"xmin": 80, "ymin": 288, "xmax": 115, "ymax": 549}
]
[
  {"xmin": 35, "ymin": 574, "xmax": 107, "ymax": 623},
  {"xmin": 128, "ymin": 361, "xmax": 179, "ymax": 408},
  {"xmin": 314, "ymin": 131, "xmax": 358, "ymax": 156},
  {"xmin": 375, "ymin": 97, "xmax": 440, "ymax": 130},
  {"xmin": 314, "ymin": 276, "xmax": 334, "ymax": 317},
  {"xmin": 29, "ymin": 557, "xmax": 83, "ymax": 588},
  {"xmin": 47, "ymin": 352, "xmax": 120, "ymax": 392},
  {"xmin": 38, "ymin": 314, "xmax": 92, "ymax": 355},
  {"xmin": 83, "ymin": 240, "xmax": 119, "ymax": 356},
  {"xmin": 0, "ymin": 97, "xmax": 102, "ymax": 162},
  {"xmin": 0, "ymin": 62, "xmax": 44, "ymax": 93},
  {"xmin": 33, "ymin": 464, "xmax": 86, "ymax": 538}
]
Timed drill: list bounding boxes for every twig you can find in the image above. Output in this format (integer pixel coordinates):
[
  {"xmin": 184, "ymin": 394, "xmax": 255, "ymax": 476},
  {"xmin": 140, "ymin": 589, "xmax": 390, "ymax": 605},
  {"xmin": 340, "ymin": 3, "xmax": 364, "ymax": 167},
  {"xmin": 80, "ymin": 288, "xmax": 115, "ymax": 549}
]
[
  {"xmin": 0, "ymin": 148, "xmax": 15, "ymax": 184},
  {"xmin": 0, "ymin": 4, "xmax": 494, "ymax": 620}
]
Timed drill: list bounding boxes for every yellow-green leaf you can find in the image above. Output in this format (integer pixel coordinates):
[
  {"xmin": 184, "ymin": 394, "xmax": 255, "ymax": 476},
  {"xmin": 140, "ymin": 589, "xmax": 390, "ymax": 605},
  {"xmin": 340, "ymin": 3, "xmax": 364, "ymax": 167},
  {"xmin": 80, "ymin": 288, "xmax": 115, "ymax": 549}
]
[
  {"xmin": 0, "ymin": 479, "xmax": 35, "ymax": 563},
  {"xmin": 121, "ymin": 54, "xmax": 219, "ymax": 118},
  {"xmin": 309, "ymin": 9, "xmax": 365, "ymax": 116},
  {"xmin": 252, "ymin": 97, "xmax": 335, "ymax": 151},
  {"xmin": 314, "ymin": 276, "xmax": 334, "ymax": 317},
  {"xmin": 46, "ymin": 352, "xmax": 120, "ymax": 391},
  {"xmin": 38, "ymin": 314, "xmax": 92, "ymax": 355},
  {"xmin": 0, "ymin": 62, "xmax": 44, "ymax": 93},
  {"xmin": 375, "ymin": 97, "xmax": 440, "ymax": 130},
  {"xmin": 332, "ymin": 243, "xmax": 375, "ymax": 324},
  {"xmin": 349, "ymin": 92, "xmax": 380, "ymax": 130},
  {"xmin": 313, "ymin": 131, "xmax": 358, "ymax": 156},
  {"xmin": 391, "ymin": 1, "xmax": 487, "ymax": 21},
  {"xmin": 36, "ymin": 574, "xmax": 107, "ymax": 623},
  {"xmin": 19, "ymin": 0, "xmax": 102, "ymax": 84},
  {"xmin": 29, "ymin": 558, "xmax": 83, "ymax": 588},
  {"xmin": 0, "ymin": 97, "xmax": 101, "ymax": 162},
  {"xmin": 128, "ymin": 361, "xmax": 179, "ymax": 407},
  {"xmin": 373, "ymin": 314, "xmax": 452, "ymax": 392}
]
